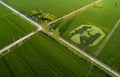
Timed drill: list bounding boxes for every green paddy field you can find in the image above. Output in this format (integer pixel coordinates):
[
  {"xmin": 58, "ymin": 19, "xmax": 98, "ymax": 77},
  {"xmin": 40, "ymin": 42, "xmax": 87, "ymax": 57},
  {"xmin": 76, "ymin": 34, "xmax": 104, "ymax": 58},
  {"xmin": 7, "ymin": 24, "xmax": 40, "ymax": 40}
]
[
  {"xmin": 52, "ymin": 0, "xmax": 120, "ymax": 54},
  {"xmin": 0, "ymin": 0, "xmax": 119, "ymax": 77},
  {"xmin": 3, "ymin": 0, "xmax": 96, "ymax": 17},
  {"xmin": 99, "ymin": 23, "xmax": 120, "ymax": 72},
  {"xmin": 52, "ymin": 0, "xmax": 120, "ymax": 73},
  {"xmin": 0, "ymin": 4, "xmax": 35, "ymax": 49},
  {"xmin": 0, "ymin": 33, "xmax": 110, "ymax": 77}
]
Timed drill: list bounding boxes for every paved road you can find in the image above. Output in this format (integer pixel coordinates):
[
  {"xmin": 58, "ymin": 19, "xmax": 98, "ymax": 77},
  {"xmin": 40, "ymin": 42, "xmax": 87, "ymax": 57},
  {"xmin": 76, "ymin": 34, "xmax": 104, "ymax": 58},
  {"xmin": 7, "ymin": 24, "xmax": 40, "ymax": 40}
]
[
  {"xmin": 0, "ymin": 1, "xmax": 42, "ymax": 30},
  {"xmin": 0, "ymin": 1, "xmax": 42, "ymax": 54},
  {"xmin": 48, "ymin": 0, "xmax": 102, "ymax": 25},
  {"xmin": 0, "ymin": 29, "xmax": 41, "ymax": 55},
  {"xmin": 1, "ymin": 1, "xmax": 120, "ymax": 77},
  {"xmin": 59, "ymin": 37, "xmax": 120, "ymax": 77}
]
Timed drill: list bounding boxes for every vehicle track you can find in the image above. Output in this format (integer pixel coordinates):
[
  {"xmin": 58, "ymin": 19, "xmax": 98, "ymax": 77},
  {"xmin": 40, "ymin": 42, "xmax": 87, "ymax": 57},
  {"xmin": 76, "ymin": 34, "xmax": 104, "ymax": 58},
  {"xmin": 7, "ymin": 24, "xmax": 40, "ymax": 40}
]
[{"xmin": 95, "ymin": 19, "xmax": 120, "ymax": 56}]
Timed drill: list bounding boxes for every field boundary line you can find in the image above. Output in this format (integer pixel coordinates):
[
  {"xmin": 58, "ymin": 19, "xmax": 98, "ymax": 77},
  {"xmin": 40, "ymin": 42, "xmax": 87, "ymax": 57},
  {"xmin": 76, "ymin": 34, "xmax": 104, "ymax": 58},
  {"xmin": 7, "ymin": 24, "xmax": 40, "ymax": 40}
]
[
  {"xmin": 0, "ymin": 29, "xmax": 41, "ymax": 55},
  {"xmin": 86, "ymin": 19, "xmax": 120, "ymax": 77},
  {"xmin": 48, "ymin": 0, "xmax": 102, "ymax": 25},
  {"xmin": 0, "ymin": 1, "xmax": 42, "ymax": 30},
  {"xmin": 1, "ymin": 1, "xmax": 120, "ymax": 77},
  {"xmin": 0, "ymin": 1, "xmax": 42, "ymax": 54},
  {"xmin": 0, "ymin": 12, "xmax": 13, "ymax": 18},
  {"xmin": 95, "ymin": 19, "xmax": 120, "ymax": 56},
  {"xmin": 59, "ymin": 37, "xmax": 120, "ymax": 77}
]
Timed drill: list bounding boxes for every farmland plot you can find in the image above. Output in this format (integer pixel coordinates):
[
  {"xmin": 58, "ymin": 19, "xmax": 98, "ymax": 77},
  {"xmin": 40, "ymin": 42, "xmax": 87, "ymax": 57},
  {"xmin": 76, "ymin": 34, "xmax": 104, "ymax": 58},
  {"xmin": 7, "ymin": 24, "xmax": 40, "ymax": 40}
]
[
  {"xmin": 99, "ymin": 23, "xmax": 120, "ymax": 72},
  {"xmin": 0, "ymin": 4, "xmax": 35, "ymax": 49},
  {"xmin": 89, "ymin": 67, "xmax": 111, "ymax": 77},
  {"xmin": 0, "ymin": 0, "xmax": 117, "ymax": 77},
  {"xmin": 0, "ymin": 33, "xmax": 90, "ymax": 77},
  {"xmin": 3, "ymin": 0, "xmax": 97, "ymax": 17},
  {"xmin": 0, "ymin": 32, "xmax": 111, "ymax": 77},
  {"xmin": 52, "ymin": 0, "xmax": 120, "ymax": 55}
]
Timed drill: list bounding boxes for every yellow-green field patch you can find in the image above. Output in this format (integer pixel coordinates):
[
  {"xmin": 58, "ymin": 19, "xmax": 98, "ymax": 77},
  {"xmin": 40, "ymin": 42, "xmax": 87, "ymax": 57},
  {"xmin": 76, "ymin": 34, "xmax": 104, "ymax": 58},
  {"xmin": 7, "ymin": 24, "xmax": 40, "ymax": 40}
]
[{"xmin": 70, "ymin": 25, "xmax": 105, "ymax": 46}]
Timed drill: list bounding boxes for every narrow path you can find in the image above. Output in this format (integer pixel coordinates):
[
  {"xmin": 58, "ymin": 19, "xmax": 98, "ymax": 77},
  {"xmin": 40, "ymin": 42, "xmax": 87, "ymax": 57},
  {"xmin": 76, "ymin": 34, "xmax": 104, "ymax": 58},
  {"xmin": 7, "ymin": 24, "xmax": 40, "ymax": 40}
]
[
  {"xmin": 0, "ymin": 1, "xmax": 42, "ymax": 30},
  {"xmin": 0, "ymin": 1, "xmax": 42, "ymax": 54},
  {"xmin": 86, "ymin": 19, "xmax": 120, "ymax": 77},
  {"xmin": 1, "ymin": 1, "xmax": 120, "ymax": 77},
  {"xmin": 0, "ymin": 29, "xmax": 41, "ymax": 55},
  {"xmin": 86, "ymin": 64, "xmax": 94, "ymax": 77},
  {"xmin": 48, "ymin": 0, "xmax": 102, "ymax": 25},
  {"xmin": 59, "ymin": 37, "xmax": 120, "ymax": 77},
  {"xmin": 95, "ymin": 19, "xmax": 120, "ymax": 56}
]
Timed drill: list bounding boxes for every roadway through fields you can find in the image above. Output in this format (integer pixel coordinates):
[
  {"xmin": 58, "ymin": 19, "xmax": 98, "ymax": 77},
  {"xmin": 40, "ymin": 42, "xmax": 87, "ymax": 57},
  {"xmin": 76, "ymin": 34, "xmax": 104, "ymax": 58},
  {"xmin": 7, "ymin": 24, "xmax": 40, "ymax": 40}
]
[
  {"xmin": 0, "ymin": 1, "xmax": 42, "ymax": 30},
  {"xmin": 0, "ymin": 1, "xmax": 120, "ymax": 77},
  {"xmin": 0, "ymin": 29, "xmax": 41, "ymax": 55},
  {"xmin": 59, "ymin": 37, "xmax": 120, "ymax": 77},
  {"xmin": 48, "ymin": 0, "xmax": 102, "ymax": 25},
  {"xmin": 0, "ymin": 1, "xmax": 42, "ymax": 54}
]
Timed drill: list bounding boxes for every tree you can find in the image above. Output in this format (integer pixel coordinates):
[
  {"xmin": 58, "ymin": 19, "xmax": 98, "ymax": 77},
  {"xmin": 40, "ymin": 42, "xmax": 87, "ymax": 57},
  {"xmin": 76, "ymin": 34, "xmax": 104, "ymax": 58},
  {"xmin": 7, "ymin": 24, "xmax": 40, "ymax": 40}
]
[{"xmin": 53, "ymin": 28, "xmax": 60, "ymax": 39}]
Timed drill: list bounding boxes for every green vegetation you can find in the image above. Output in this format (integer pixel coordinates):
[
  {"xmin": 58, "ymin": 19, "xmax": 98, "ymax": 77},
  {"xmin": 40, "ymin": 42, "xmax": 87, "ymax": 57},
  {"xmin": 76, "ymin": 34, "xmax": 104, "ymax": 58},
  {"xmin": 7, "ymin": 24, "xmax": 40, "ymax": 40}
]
[
  {"xmin": 0, "ymin": 0, "xmax": 120, "ymax": 76},
  {"xmin": 0, "ymin": 5, "xmax": 35, "ymax": 49},
  {"xmin": 99, "ymin": 23, "xmax": 120, "ymax": 72},
  {"xmin": 52, "ymin": 0, "xmax": 120, "ymax": 54},
  {"xmin": 4, "ymin": 0, "xmax": 95, "ymax": 17},
  {"xmin": 0, "ymin": 33, "xmax": 90, "ymax": 77},
  {"xmin": 50, "ymin": 0, "xmax": 120, "ymax": 74},
  {"xmin": 90, "ymin": 67, "xmax": 111, "ymax": 77},
  {"xmin": 70, "ymin": 25, "xmax": 105, "ymax": 46},
  {"xmin": 31, "ymin": 10, "xmax": 56, "ymax": 22},
  {"xmin": 0, "ymin": 4, "xmax": 11, "ymax": 16}
]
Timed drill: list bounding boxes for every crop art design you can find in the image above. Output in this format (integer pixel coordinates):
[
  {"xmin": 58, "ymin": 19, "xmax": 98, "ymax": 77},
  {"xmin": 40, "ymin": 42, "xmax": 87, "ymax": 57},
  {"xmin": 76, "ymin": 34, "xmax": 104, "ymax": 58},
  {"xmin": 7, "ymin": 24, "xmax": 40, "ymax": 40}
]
[{"xmin": 70, "ymin": 25, "xmax": 105, "ymax": 46}]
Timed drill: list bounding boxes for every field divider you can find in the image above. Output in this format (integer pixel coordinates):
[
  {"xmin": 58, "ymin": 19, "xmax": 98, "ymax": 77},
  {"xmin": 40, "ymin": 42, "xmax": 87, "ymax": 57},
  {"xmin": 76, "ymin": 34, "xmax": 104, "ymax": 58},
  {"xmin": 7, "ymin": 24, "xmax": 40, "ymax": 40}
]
[
  {"xmin": 95, "ymin": 19, "xmax": 120, "ymax": 56},
  {"xmin": 1, "ymin": 1, "xmax": 120, "ymax": 77},
  {"xmin": 86, "ymin": 19, "xmax": 120, "ymax": 77},
  {"xmin": 0, "ymin": 29, "xmax": 41, "ymax": 55},
  {"xmin": 0, "ymin": 1, "xmax": 43, "ymax": 55},
  {"xmin": 59, "ymin": 37, "xmax": 120, "ymax": 77},
  {"xmin": 48, "ymin": 0, "xmax": 102, "ymax": 25},
  {"xmin": 0, "ymin": 1, "xmax": 42, "ymax": 30}
]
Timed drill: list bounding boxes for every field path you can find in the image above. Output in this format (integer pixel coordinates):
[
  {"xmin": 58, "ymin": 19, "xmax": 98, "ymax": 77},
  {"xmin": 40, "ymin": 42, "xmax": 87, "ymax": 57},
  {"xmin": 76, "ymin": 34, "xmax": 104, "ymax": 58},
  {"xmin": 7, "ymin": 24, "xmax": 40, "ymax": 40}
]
[
  {"xmin": 59, "ymin": 37, "xmax": 120, "ymax": 77},
  {"xmin": 0, "ymin": 29, "xmax": 41, "ymax": 55},
  {"xmin": 48, "ymin": 0, "xmax": 102, "ymax": 25},
  {"xmin": 95, "ymin": 19, "xmax": 120, "ymax": 56},
  {"xmin": 86, "ymin": 19, "xmax": 120, "ymax": 77},
  {"xmin": 0, "ymin": 1, "xmax": 120, "ymax": 77},
  {"xmin": 0, "ymin": 1, "xmax": 42, "ymax": 30},
  {"xmin": 0, "ymin": 1, "xmax": 42, "ymax": 54}
]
